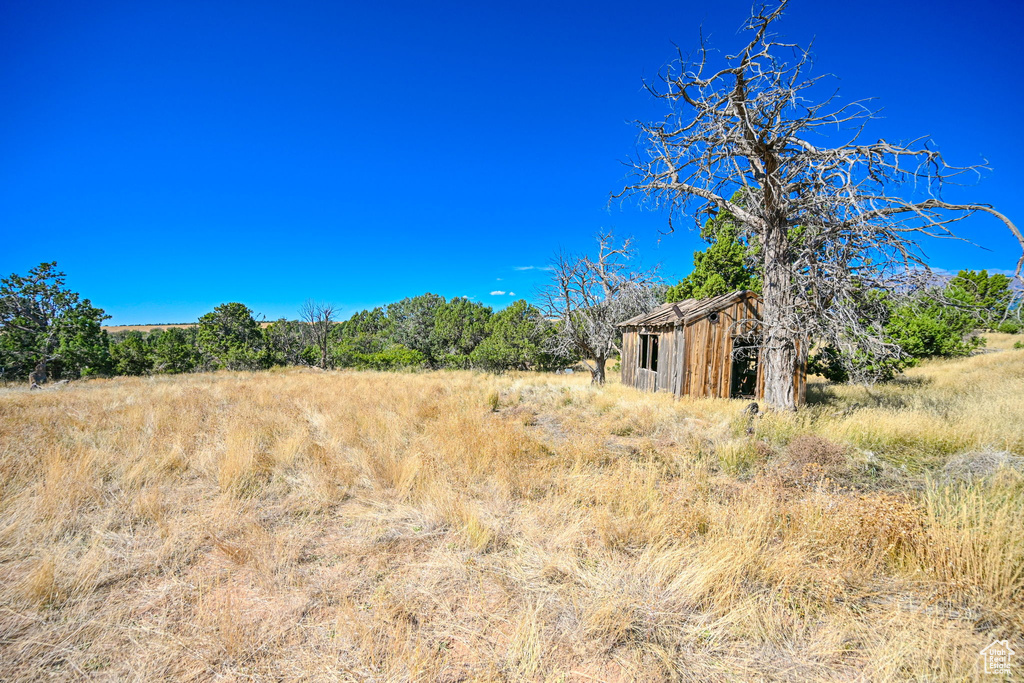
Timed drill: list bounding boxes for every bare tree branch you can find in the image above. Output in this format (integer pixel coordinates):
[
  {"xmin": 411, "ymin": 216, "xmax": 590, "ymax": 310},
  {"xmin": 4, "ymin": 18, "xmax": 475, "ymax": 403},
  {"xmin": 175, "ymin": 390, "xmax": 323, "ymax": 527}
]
[
  {"xmin": 617, "ymin": 0, "xmax": 1024, "ymax": 408},
  {"xmin": 539, "ymin": 233, "xmax": 661, "ymax": 384},
  {"xmin": 299, "ymin": 299, "xmax": 336, "ymax": 370}
]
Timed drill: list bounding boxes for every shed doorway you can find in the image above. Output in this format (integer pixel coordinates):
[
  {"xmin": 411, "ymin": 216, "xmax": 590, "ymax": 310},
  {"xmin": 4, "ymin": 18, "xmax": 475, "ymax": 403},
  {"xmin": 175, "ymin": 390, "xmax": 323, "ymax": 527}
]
[{"xmin": 729, "ymin": 337, "xmax": 760, "ymax": 399}]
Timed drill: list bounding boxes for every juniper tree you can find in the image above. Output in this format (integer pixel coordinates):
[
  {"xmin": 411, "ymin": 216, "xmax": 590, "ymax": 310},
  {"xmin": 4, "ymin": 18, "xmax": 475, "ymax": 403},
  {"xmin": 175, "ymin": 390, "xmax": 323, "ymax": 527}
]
[
  {"xmin": 0, "ymin": 262, "xmax": 110, "ymax": 381},
  {"xmin": 196, "ymin": 302, "xmax": 266, "ymax": 371},
  {"xmin": 665, "ymin": 191, "xmax": 761, "ymax": 302}
]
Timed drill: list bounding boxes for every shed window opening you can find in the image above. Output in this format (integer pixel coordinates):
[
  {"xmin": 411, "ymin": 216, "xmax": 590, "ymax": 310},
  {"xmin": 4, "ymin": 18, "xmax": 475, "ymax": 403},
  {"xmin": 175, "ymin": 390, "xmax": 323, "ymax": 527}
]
[{"xmin": 638, "ymin": 333, "xmax": 659, "ymax": 372}]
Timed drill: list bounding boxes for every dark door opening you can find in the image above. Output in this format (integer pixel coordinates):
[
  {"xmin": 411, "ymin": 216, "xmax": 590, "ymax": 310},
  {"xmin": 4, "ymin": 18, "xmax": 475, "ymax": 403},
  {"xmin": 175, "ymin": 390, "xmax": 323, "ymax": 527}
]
[{"xmin": 730, "ymin": 338, "xmax": 759, "ymax": 399}]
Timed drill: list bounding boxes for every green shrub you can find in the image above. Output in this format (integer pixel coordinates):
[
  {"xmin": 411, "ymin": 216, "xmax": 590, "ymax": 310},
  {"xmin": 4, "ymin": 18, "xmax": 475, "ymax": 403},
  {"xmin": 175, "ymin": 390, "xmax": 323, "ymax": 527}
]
[
  {"xmin": 810, "ymin": 288, "xmax": 983, "ymax": 384},
  {"xmin": 151, "ymin": 328, "xmax": 197, "ymax": 374},
  {"xmin": 109, "ymin": 331, "xmax": 153, "ymax": 376},
  {"xmin": 885, "ymin": 296, "xmax": 982, "ymax": 359},
  {"xmin": 352, "ymin": 345, "xmax": 427, "ymax": 371}
]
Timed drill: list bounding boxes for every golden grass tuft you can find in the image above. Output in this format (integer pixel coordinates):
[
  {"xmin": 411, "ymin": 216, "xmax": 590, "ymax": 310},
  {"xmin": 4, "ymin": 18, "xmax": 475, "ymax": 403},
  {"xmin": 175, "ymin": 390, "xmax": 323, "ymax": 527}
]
[
  {"xmin": 1, "ymin": 339, "xmax": 1022, "ymax": 679},
  {"xmin": 18, "ymin": 555, "xmax": 58, "ymax": 606},
  {"xmin": 917, "ymin": 470, "xmax": 1024, "ymax": 607}
]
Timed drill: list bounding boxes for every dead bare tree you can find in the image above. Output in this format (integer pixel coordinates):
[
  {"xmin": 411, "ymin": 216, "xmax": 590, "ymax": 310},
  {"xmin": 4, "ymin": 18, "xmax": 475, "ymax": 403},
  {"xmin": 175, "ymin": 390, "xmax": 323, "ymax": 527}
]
[
  {"xmin": 540, "ymin": 233, "xmax": 661, "ymax": 385},
  {"xmin": 299, "ymin": 299, "xmax": 336, "ymax": 369},
  {"xmin": 1005, "ymin": 288, "xmax": 1024, "ymax": 330},
  {"xmin": 618, "ymin": 0, "xmax": 1024, "ymax": 410}
]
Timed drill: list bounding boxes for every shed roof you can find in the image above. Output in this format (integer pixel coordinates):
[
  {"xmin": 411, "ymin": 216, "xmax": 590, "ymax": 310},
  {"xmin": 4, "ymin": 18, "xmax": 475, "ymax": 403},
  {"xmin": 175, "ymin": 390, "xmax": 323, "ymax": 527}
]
[{"xmin": 617, "ymin": 290, "xmax": 758, "ymax": 328}]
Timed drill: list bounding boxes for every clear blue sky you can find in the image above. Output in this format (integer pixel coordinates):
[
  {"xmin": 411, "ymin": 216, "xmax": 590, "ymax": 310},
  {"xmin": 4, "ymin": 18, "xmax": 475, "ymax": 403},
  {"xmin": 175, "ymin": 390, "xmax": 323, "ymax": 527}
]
[{"xmin": 2, "ymin": 0, "xmax": 1022, "ymax": 324}]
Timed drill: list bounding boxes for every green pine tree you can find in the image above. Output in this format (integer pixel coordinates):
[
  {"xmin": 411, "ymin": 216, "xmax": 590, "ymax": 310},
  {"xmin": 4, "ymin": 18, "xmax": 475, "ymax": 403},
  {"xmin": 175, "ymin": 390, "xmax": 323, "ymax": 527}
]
[
  {"xmin": 665, "ymin": 193, "xmax": 760, "ymax": 302},
  {"xmin": 946, "ymin": 269, "xmax": 1017, "ymax": 331}
]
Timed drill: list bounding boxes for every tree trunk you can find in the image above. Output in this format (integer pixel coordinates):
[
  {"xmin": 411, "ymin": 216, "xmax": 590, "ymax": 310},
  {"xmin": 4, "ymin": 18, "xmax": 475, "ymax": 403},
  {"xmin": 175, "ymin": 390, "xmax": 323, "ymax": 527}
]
[
  {"xmin": 760, "ymin": 224, "xmax": 798, "ymax": 411},
  {"xmin": 590, "ymin": 355, "xmax": 607, "ymax": 385},
  {"xmin": 28, "ymin": 360, "xmax": 47, "ymax": 389}
]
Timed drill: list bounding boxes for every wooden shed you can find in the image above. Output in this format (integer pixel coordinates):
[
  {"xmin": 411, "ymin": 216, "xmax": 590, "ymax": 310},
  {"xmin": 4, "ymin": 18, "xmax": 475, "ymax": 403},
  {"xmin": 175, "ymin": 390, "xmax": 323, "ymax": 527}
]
[{"xmin": 617, "ymin": 290, "xmax": 805, "ymax": 403}]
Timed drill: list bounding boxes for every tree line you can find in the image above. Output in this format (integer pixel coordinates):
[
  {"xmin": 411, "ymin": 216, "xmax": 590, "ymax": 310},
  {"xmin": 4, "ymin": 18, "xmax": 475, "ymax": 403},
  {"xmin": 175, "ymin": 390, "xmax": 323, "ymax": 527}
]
[
  {"xmin": 4, "ymin": 241, "xmax": 1020, "ymax": 387},
  {"xmin": 0, "ymin": 262, "xmax": 577, "ymax": 383},
  {"xmin": 664, "ymin": 203, "xmax": 1023, "ymax": 383}
]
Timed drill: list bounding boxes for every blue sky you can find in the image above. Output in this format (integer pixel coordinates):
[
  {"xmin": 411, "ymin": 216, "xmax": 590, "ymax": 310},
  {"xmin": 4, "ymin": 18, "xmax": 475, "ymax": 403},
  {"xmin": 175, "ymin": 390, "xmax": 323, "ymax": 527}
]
[{"xmin": 2, "ymin": 0, "xmax": 1022, "ymax": 324}]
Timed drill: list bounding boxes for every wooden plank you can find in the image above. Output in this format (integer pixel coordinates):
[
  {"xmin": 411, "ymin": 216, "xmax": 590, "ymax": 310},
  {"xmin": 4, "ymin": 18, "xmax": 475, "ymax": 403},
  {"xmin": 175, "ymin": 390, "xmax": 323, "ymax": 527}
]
[
  {"xmin": 689, "ymin": 323, "xmax": 697, "ymax": 397},
  {"xmin": 657, "ymin": 332, "xmax": 671, "ymax": 392},
  {"xmin": 628, "ymin": 331, "xmax": 637, "ymax": 387},
  {"xmin": 655, "ymin": 334, "xmax": 663, "ymax": 392},
  {"xmin": 721, "ymin": 305, "xmax": 731, "ymax": 396},
  {"xmin": 667, "ymin": 330, "xmax": 674, "ymax": 395},
  {"xmin": 708, "ymin": 319, "xmax": 715, "ymax": 397},
  {"xmin": 628, "ymin": 332, "xmax": 638, "ymax": 388},
  {"xmin": 722, "ymin": 302, "xmax": 734, "ymax": 398},
  {"xmin": 715, "ymin": 315, "xmax": 723, "ymax": 397},
  {"xmin": 681, "ymin": 325, "xmax": 691, "ymax": 396},
  {"xmin": 707, "ymin": 317, "xmax": 715, "ymax": 398},
  {"xmin": 702, "ymin": 319, "xmax": 712, "ymax": 398},
  {"xmin": 692, "ymin": 323, "xmax": 700, "ymax": 397},
  {"xmin": 673, "ymin": 326, "xmax": 685, "ymax": 396},
  {"xmin": 664, "ymin": 330, "xmax": 669, "ymax": 392},
  {"xmin": 700, "ymin": 319, "xmax": 711, "ymax": 398},
  {"xmin": 701, "ymin": 319, "xmax": 710, "ymax": 398},
  {"xmin": 622, "ymin": 332, "xmax": 628, "ymax": 386},
  {"xmin": 621, "ymin": 331, "xmax": 633, "ymax": 387},
  {"xmin": 715, "ymin": 312, "xmax": 725, "ymax": 397}
]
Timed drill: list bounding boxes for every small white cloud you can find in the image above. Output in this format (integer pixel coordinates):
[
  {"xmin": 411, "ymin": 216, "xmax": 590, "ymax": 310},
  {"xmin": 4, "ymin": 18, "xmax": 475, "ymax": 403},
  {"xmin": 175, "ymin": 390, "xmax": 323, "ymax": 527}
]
[
  {"xmin": 509, "ymin": 292, "xmax": 516, "ymax": 296},
  {"xmin": 513, "ymin": 266, "xmax": 535, "ymax": 271},
  {"xmin": 490, "ymin": 290, "xmax": 506, "ymax": 296},
  {"xmin": 496, "ymin": 277, "xmax": 503, "ymax": 281}
]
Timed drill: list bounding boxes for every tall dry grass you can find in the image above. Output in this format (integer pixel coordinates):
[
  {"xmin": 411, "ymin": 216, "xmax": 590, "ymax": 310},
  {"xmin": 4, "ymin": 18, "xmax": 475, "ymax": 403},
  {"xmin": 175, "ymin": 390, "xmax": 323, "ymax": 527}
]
[{"xmin": 1, "ymin": 344, "xmax": 1022, "ymax": 680}]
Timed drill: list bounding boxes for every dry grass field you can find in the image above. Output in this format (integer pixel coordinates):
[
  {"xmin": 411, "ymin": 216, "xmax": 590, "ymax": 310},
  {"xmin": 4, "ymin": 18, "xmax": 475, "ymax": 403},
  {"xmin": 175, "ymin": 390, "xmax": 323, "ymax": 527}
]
[{"xmin": 1, "ymin": 342, "xmax": 1023, "ymax": 681}]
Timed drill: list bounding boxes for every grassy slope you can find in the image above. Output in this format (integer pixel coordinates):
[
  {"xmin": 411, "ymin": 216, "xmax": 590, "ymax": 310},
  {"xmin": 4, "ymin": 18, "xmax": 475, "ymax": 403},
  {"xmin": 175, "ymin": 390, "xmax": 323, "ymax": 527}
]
[{"xmin": 1, "ymin": 345, "xmax": 1022, "ymax": 680}]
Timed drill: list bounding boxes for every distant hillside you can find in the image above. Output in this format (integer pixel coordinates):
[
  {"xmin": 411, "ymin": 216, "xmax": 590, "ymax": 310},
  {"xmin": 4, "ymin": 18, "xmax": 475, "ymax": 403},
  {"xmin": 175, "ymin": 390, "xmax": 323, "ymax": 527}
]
[{"xmin": 104, "ymin": 322, "xmax": 274, "ymax": 333}]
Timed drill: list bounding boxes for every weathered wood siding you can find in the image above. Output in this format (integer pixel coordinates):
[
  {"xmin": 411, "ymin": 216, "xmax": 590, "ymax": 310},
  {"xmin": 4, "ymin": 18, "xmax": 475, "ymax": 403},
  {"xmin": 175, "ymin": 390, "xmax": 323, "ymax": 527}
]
[
  {"xmin": 621, "ymin": 330, "xmax": 638, "ymax": 387},
  {"xmin": 635, "ymin": 367, "xmax": 658, "ymax": 392},
  {"xmin": 670, "ymin": 326, "xmax": 686, "ymax": 396},
  {"xmin": 682, "ymin": 295, "xmax": 763, "ymax": 400},
  {"xmin": 621, "ymin": 327, "xmax": 677, "ymax": 393},
  {"xmin": 619, "ymin": 292, "xmax": 805, "ymax": 404},
  {"xmin": 656, "ymin": 328, "xmax": 672, "ymax": 393}
]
